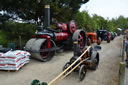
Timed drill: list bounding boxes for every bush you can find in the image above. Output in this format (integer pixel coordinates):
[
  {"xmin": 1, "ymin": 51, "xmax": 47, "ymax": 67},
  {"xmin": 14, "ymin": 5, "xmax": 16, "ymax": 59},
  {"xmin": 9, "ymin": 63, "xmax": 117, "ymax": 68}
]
[
  {"xmin": 0, "ymin": 31, "xmax": 8, "ymax": 46},
  {"xmin": 0, "ymin": 21, "xmax": 36, "ymax": 48}
]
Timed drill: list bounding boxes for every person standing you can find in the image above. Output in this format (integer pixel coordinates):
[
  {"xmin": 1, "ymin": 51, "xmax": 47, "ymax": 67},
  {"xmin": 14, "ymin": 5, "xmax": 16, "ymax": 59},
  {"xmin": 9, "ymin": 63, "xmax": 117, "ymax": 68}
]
[{"xmin": 125, "ymin": 29, "xmax": 128, "ymax": 65}]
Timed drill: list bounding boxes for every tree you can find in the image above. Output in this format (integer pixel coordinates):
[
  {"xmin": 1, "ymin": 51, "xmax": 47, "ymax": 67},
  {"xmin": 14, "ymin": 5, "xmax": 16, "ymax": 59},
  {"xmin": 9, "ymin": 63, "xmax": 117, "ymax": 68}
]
[
  {"xmin": 73, "ymin": 11, "xmax": 86, "ymax": 29},
  {"xmin": 74, "ymin": 11, "xmax": 94, "ymax": 32},
  {"xmin": 0, "ymin": 0, "xmax": 89, "ymax": 23},
  {"xmin": 115, "ymin": 16, "xmax": 128, "ymax": 29}
]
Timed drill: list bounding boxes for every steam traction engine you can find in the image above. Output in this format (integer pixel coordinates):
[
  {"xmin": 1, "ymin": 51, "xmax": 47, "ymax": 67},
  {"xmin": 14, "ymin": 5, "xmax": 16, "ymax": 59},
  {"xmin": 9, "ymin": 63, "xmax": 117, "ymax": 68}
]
[{"xmin": 25, "ymin": 5, "xmax": 86, "ymax": 61}]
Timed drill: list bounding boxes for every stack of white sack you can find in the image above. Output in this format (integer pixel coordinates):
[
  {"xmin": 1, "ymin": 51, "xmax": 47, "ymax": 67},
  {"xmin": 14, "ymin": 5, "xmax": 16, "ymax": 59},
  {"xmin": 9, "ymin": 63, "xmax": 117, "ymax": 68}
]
[{"xmin": 0, "ymin": 50, "xmax": 30, "ymax": 71}]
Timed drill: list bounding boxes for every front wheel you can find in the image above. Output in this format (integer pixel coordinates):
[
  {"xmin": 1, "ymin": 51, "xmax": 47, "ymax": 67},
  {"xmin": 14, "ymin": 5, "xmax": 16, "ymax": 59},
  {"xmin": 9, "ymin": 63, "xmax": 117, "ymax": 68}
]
[
  {"xmin": 63, "ymin": 62, "xmax": 72, "ymax": 76},
  {"xmin": 79, "ymin": 65, "xmax": 87, "ymax": 81},
  {"xmin": 26, "ymin": 39, "xmax": 56, "ymax": 62},
  {"xmin": 39, "ymin": 39, "xmax": 56, "ymax": 61},
  {"xmin": 97, "ymin": 37, "xmax": 101, "ymax": 45}
]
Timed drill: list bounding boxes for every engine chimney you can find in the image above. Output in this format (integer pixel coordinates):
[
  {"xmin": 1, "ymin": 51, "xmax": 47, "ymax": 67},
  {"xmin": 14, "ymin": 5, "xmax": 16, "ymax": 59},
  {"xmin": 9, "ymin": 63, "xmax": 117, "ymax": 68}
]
[{"xmin": 44, "ymin": 5, "xmax": 50, "ymax": 28}]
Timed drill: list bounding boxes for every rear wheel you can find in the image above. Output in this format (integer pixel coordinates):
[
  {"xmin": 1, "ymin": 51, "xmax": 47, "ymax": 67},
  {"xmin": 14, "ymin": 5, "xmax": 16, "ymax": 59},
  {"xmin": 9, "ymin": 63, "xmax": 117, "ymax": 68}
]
[
  {"xmin": 90, "ymin": 57, "xmax": 99, "ymax": 70},
  {"xmin": 69, "ymin": 20, "xmax": 77, "ymax": 34},
  {"xmin": 72, "ymin": 30, "xmax": 86, "ymax": 49},
  {"xmin": 79, "ymin": 65, "xmax": 87, "ymax": 81},
  {"xmin": 63, "ymin": 62, "xmax": 72, "ymax": 75}
]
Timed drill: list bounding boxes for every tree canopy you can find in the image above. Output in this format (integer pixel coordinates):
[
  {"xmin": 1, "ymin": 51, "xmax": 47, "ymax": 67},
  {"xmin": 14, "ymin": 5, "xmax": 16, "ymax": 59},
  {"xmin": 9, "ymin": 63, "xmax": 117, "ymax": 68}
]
[
  {"xmin": 0, "ymin": 0, "xmax": 89, "ymax": 23},
  {"xmin": 73, "ymin": 11, "xmax": 128, "ymax": 32}
]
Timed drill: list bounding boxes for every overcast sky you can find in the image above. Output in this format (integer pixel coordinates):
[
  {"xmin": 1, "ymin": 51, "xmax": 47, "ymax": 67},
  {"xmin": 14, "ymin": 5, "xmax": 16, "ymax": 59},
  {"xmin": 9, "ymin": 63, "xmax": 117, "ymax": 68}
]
[{"xmin": 80, "ymin": 0, "xmax": 128, "ymax": 19}]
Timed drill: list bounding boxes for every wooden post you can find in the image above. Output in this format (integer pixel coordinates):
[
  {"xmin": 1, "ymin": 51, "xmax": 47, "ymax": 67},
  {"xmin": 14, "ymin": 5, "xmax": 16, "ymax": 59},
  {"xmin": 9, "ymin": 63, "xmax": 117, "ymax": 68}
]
[
  {"xmin": 122, "ymin": 36, "xmax": 125, "ymax": 61},
  {"xmin": 119, "ymin": 62, "xmax": 125, "ymax": 85}
]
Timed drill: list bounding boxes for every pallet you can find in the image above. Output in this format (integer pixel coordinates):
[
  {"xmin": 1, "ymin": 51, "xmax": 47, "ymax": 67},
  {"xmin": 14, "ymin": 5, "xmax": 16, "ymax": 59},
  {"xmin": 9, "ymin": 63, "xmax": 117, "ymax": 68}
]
[
  {"xmin": 0, "ymin": 69, "xmax": 19, "ymax": 72},
  {"xmin": 7, "ymin": 70, "xmax": 18, "ymax": 72},
  {"xmin": 0, "ymin": 65, "xmax": 24, "ymax": 72}
]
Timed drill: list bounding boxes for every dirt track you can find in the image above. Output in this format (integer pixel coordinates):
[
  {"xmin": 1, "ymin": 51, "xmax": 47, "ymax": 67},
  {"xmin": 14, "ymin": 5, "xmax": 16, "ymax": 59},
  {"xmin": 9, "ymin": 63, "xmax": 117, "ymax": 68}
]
[{"xmin": 0, "ymin": 36, "xmax": 122, "ymax": 85}]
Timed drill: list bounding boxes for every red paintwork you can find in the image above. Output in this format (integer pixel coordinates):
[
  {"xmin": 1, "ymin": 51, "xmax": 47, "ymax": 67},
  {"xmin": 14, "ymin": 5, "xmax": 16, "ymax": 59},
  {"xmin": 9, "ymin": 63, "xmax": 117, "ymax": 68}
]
[
  {"xmin": 32, "ymin": 35, "xmax": 51, "ymax": 48},
  {"xmin": 55, "ymin": 32, "xmax": 68, "ymax": 41},
  {"xmin": 78, "ymin": 33, "xmax": 84, "ymax": 48},
  {"xmin": 57, "ymin": 23, "xmax": 68, "ymax": 31},
  {"xmin": 31, "ymin": 20, "xmax": 76, "ymax": 54},
  {"xmin": 107, "ymin": 32, "xmax": 111, "ymax": 38},
  {"xmin": 57, "ymin": 21, "xmax": 76, "ymax": 34}
]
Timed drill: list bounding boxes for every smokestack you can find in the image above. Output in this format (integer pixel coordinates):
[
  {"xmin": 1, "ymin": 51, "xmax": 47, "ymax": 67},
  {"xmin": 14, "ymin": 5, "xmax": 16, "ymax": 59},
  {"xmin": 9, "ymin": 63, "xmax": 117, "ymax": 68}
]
[{"xmin": 44, "ymin": 5, "xmax": 50, "ymax": 28}]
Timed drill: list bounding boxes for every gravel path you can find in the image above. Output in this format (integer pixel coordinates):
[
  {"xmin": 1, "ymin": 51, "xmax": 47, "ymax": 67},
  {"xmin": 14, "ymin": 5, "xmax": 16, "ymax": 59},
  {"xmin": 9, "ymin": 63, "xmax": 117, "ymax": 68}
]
[{"xmin": 0, "ymin": 36, "xmax": 122, "ymax": 85}]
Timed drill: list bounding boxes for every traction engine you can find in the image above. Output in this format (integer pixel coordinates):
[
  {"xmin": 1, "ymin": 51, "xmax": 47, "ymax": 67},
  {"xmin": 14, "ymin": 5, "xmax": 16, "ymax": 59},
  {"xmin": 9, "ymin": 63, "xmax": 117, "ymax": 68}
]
[{"xmin": 25, "ymin": 5, "xmax": 86, "ymax": 61}]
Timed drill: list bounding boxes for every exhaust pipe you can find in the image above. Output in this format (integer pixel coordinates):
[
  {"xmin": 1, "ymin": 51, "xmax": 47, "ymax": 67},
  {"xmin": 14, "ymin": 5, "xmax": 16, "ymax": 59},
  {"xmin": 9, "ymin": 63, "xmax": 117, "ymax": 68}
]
[
  {"xmin": 37, "ymin": 5, "xmax": 50, "ymax": 32},
  {"xmin": 44, "ymin": 5, "xmax": 50, "ymax": 28}
]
